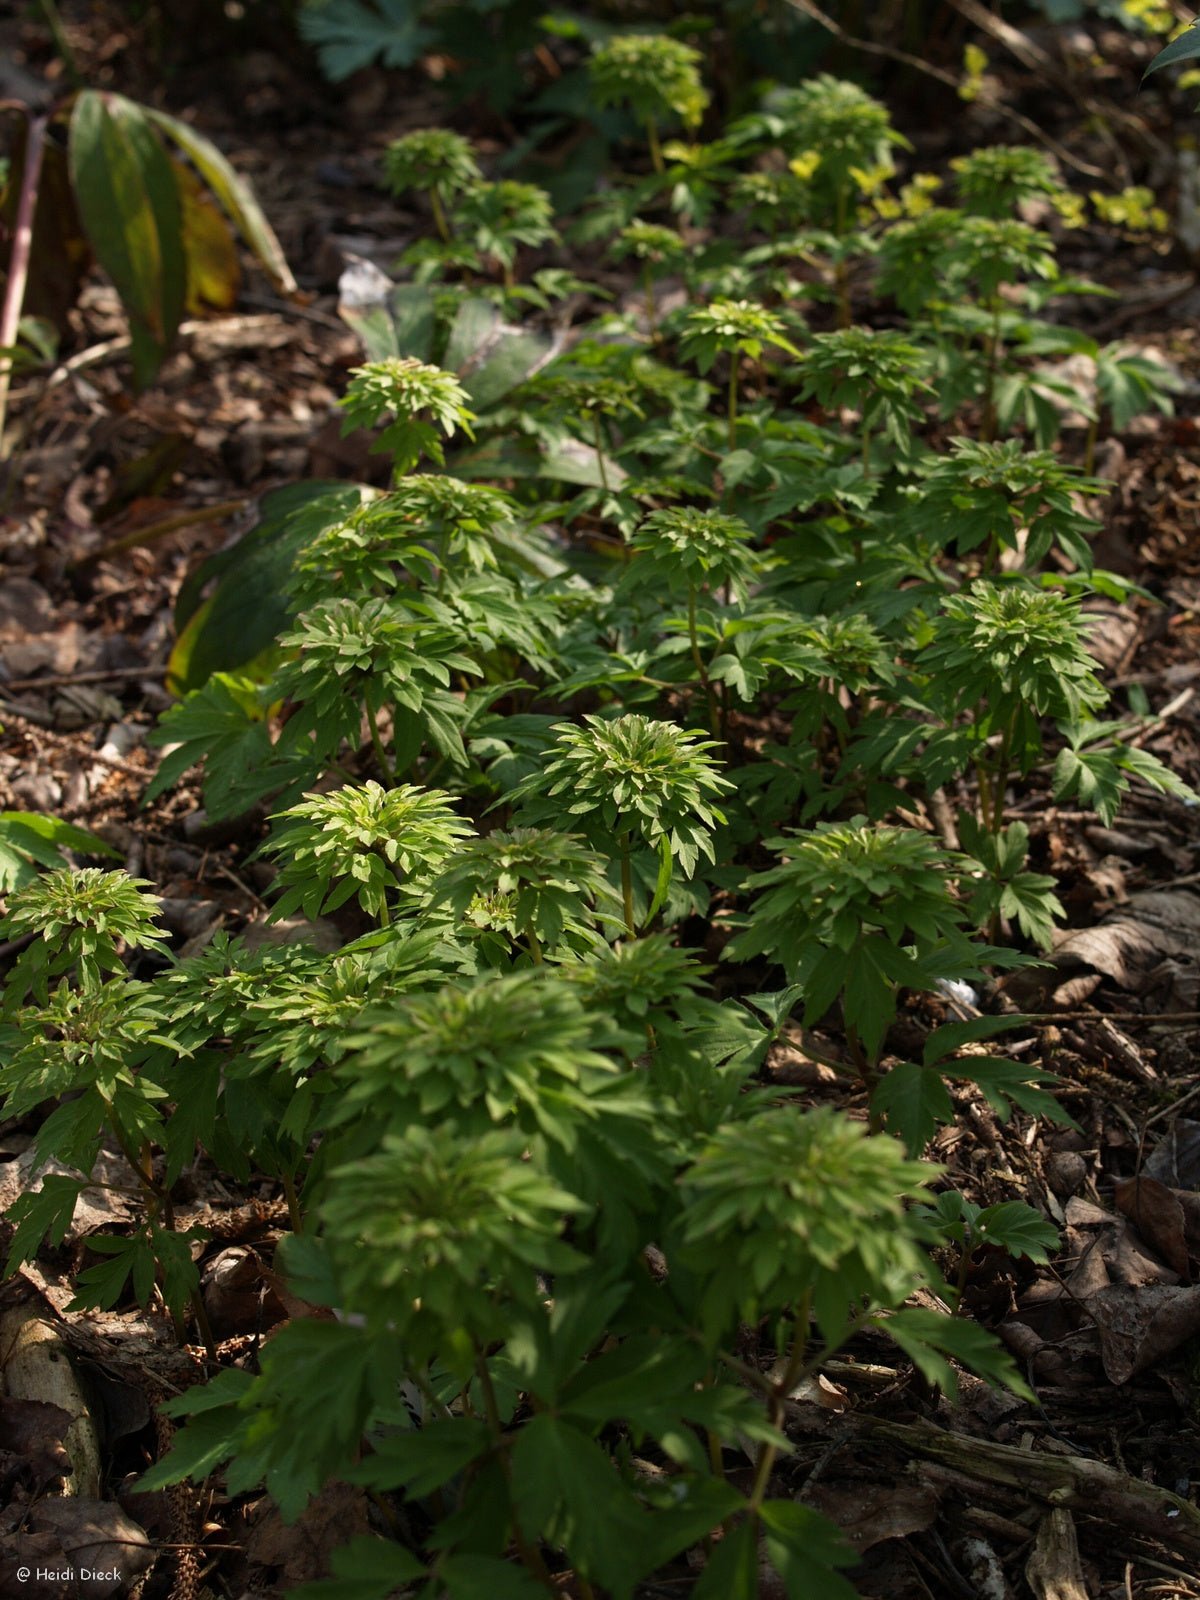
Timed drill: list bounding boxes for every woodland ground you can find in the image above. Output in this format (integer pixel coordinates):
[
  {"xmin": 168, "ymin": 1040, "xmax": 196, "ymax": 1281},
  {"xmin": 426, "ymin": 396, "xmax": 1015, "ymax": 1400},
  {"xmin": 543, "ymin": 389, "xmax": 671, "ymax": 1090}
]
[{"xmin": 4, "ymin": 4, "xmax": 1200, "ymax": 1599}]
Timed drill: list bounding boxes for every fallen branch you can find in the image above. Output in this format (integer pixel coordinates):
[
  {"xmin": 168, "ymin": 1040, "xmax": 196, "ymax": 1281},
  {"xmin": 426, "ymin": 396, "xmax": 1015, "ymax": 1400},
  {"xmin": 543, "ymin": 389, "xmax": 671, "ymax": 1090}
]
[{"xmin": 821, "ymin": 1413, "xmax": 1200, "ymax": 1561}]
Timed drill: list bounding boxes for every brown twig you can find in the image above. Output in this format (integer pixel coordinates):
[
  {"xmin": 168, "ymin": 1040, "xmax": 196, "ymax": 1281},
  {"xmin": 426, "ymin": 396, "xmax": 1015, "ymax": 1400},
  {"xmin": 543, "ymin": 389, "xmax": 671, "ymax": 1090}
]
[
  {"xmin": 70, "ymin": 499, "xmax": 248, "ymax": 573},
  {"xmin": 0, "ymin": 112, "xmax": 47, "ymax": 456},
  {"xmin": 780, "ymin": 0, "xmax": 1109, "ymax": 180},
  {"xmin": 1, "ymin": 665, "xmax": 166, "ymax": 692}
]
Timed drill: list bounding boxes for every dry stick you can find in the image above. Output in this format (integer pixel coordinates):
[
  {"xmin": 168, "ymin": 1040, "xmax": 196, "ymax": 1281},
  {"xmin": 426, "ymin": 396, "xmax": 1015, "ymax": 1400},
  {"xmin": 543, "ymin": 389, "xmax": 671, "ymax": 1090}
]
[
  {"xmin": 0, "ymin": 113, "xmax": 47, "ymax": 457},
  {"xmin": 1, "ymin": 665, "xmax": 168, "ymax": 692},
  {"xmin": 832, "ymin": 1414, "xmax": 1200, "ymax": 1561},
  {"xmin": 946, "ymin": 0, "xmax": 1148, "ymax": 180},
  {"xmin": 70, "ymin": 498, "xmax": 249, "ymax": 572},
  {"xmin": 779, "ymin": 0, "xmax": 1108, "ymax": 180}
]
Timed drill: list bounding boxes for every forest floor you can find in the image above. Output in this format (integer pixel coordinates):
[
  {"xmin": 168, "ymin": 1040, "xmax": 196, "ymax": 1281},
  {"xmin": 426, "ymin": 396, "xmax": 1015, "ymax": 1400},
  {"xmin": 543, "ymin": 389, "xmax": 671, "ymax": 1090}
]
[{"xmin": 4, "ymin": 5, "xmax": 1200, "ymax": 1600}]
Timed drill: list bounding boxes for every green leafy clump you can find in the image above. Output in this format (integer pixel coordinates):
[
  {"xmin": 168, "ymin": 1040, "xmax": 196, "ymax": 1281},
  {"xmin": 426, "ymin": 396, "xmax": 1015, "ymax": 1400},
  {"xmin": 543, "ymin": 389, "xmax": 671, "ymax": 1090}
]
[
  {"xmin": 338, "ymin": 357, "xmax": 476, "ymax": 474},
  {"xmin": 382, "ymin": 127, "xmax": 480, "ymax": 242},
  {"xmin": 259, "ymin": 783, "xmax": 474, "ymax": 924},
  {"xmin": 513, "ymin": 713, "xmax": 731, "ymax": 934},
  {"xmin": 589, "ymin": 33, "xmax": 710, "ymax": 171},
  {"xmin": 12, "ymin": 44, "xmax": 1200, "ymax": 1600}
]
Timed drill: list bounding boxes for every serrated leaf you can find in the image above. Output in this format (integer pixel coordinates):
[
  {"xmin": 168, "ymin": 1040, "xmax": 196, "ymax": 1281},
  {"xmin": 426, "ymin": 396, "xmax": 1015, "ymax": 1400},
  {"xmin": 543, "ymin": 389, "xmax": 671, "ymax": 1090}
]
[
  {"xmin": 760, "ymin": 1501, "xmax": 858, "ymax": 1600},
  {"xmin": 870, "ymin": 1061, "xmax": 953, "ymax": 1156},
  {"xmin": 880, "ymin": 1306, "xmax": 1032, "ymax": 1398},
  {"xmin": 924, "ymin": 1013, "xmax": 1034, "ymax": 1066},
  {"xmin": 290, "ymin": 1534, "xmax": 425, "ymax": 1599},
  {"xmin": 345, "ymin": 1418, "xmax": 490, "ymax": 1495},
  {"xmin": 299, "ymin": 0, "xmax": 434, "ymax": 80},
  {"xmin": 693, "ymin": 1520, "xmax": 757, "ymax": 1600},
  {"xmin": 974, "ymin": 1200, "xmax": 1059, "ymax": 1263},
  {"xmin": 4, "ymin": 1174, "xmax": 84, "ymax": 1270}
]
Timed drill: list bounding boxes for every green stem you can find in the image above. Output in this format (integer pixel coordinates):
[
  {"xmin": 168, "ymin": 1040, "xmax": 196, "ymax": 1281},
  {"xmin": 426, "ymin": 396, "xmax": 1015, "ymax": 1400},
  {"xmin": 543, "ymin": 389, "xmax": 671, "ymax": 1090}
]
[
  {"xmin": 592, "ymin": 412, "xmax": 610, "ymax": 494},
  {"xmin": 619, "ymin": 833, "xmax": 636, "ymax": 938},
  {"xmin": 646, "ymin": 117, "xmax": 664, "ymax": 175},
  {"xmin": 37, "ymin": 0, "xmax": 82, "ymax": 87},
  {"xmin": 687, "ymin": 583, "xmax": 718, "ymax": 735},
  {"xmin": 981, "ymin": 298, "xmax": 1002, "ymax": 443},
  {"xmin": 747, "ymin": 1293, "xmax": 812, "ymax": 1514},
  {"xmin": 428, "ymin": 185, "xmax": 450, "ymax": 245},
  {"xmin": 525, "ymin": 929, "xmax": 543, "ymax": 965},
  {"xmin": 281, "ymin": 1169, "xmax": 304, "ymax": 1235},
  {"xmin": 475, "ymin": 1348, "xmax": 558, "ymax": 1595},
  {"xmin": 365, "ymin": 701, "xmax": 395, "ymax": 787},
  {"xmin": 727, "ymin": 359, "xmax": 739, "ymax": 452},
  {"xmin": 861, "ymin": 417, "xmax": 872, "ymax": 475}
]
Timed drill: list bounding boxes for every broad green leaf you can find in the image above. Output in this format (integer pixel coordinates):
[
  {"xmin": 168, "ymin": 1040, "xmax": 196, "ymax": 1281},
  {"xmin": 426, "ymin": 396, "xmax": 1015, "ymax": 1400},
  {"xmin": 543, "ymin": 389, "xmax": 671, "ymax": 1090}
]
[
  {"xmin": 442, "ymin": 296, "xmax": 562, "ymax": 408},
  {"xmin": 453, "ymin": 433, "xmax": 625, "ymax": 489},
  {"xmin": 0, "ymin": 812, "xmax": 116, "ymax": 893},
  {"xmin": 169, "ymin": 482, "xmax": 364, "ymax": 691},
  {"xmin": 924, "ymin": 1013, "xmax": 1034, "ymax": 1065},
  {"xmin": 760, "ymin": 1501, "xmax": 858, "ymax": 1600},
  {"xmin": 1144, "ymin": 22, "xmax": 1200, "ymax": 77},
  {"xmin": 69, "ymin": 91, "xmax": 185, "ymax": 388},
  {"xmin": 437, "ymin": 1556, "xmax": 546, "ymax": 1600},
  {"xmin": 338, "ymin": 260, "xmax": 435, "ymax": 363},
  {"xmin": 692, "ymin": 1521, "xmax": 757, "ymax": 1600},
  {"xmin": 145, "ymin": 106, "xmax": 297, "ymax": 293}
]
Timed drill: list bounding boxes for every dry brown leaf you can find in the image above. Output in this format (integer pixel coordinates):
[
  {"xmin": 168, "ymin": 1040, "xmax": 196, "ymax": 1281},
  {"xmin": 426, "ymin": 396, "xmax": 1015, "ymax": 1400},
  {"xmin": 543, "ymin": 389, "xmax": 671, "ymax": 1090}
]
[
  {"xmin": 1114, "ymin": 1176, "xmax": 1191, "ymax": 1278},
  {"xmin": 1086, "ymin": 1282, "xmax": 1200, "ymax": 1383},
  {"xmin": 806, "ymin": 1481, "xmax": 941, "ymax": 1554}
]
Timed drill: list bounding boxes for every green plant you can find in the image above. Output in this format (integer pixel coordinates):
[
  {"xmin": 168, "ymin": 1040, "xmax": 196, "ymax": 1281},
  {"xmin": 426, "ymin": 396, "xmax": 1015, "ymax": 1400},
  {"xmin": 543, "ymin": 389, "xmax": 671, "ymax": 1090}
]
[
  {"xmin": 795, "ymin": 327, "xmax": 931, "ymax": 468},
  {"xmin": 678, "ymin": 297, "xmax": 800, "ymax": 447},
  {"xmin": 728, "ymin": 822, "xmax": 998, "ymax": 1080},
  {"xmin": 338, "ymin": 357, "xmax": 477, "ymax": 476},
  {"xmin": 453, "ymin": 179, "xmax": 558, "ymax": 289},
  {"xmin": 589, "ymin": 33, "xmax": 710, "ymax": 173},
  {"xmin": 951, "ymin": 144, "xmax": 1068, "ymax": 218},
  {"xmin": 259, "ymin": 782, "xmax": 474, "ymax": 925},
  {"xmin": 383, "ymin": 127, "xmax": 481, "ymax": 243},
  {"xmin": 0, "ymin": 85, "xmax": 293, "ymax": 442},
  {"xmin": 918, "ymin": 580, "xmax": 1108, "ymax": 833},
  {"xmin": 512, "ymin": 713, "xmax": 731, "ymax": 936},
  {"xmin": 15, "ymin": 47, "xmax": 1200, "ymax": 1600},
  {"xmin": 428, "ymin": 827, "xmax": 619, "ymax": 961},
  {"xmin": 610, "ymin": 219, "xmax": 687, "ymax": 326}
]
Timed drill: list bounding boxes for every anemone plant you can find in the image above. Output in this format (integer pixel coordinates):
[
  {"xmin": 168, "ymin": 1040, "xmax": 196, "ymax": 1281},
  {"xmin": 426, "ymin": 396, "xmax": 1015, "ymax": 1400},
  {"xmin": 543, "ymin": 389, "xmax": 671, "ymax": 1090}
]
[
  {"xmin": 513, "ymin": 714, "xmax": 731, "ymax": 936},
  {"xmin": 259, "ymin": 782, "xmax": 474, "ymax": 926},
  {"xmin": 338, "ymin": 358, "xmax": 476, "ymax": 477},
  {"xmin": 382, "ymin": 128, "xmax": 481, "ymax": 244},
  {"xmin": 589, "ymin": 33, "xmax": 710, "ymax": 174}
]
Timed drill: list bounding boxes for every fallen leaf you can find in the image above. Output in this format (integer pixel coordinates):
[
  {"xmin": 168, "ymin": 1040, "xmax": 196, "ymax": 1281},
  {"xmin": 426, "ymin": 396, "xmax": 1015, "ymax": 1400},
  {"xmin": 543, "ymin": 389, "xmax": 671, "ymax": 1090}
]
[
  {"xmin": 1086, "ymin": 1282, "xmax": 1200, "ymax": 1383},
  {"xmin": 1114, "ymin": 1176, "xmax": 1190, "ymax": 1278}
]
